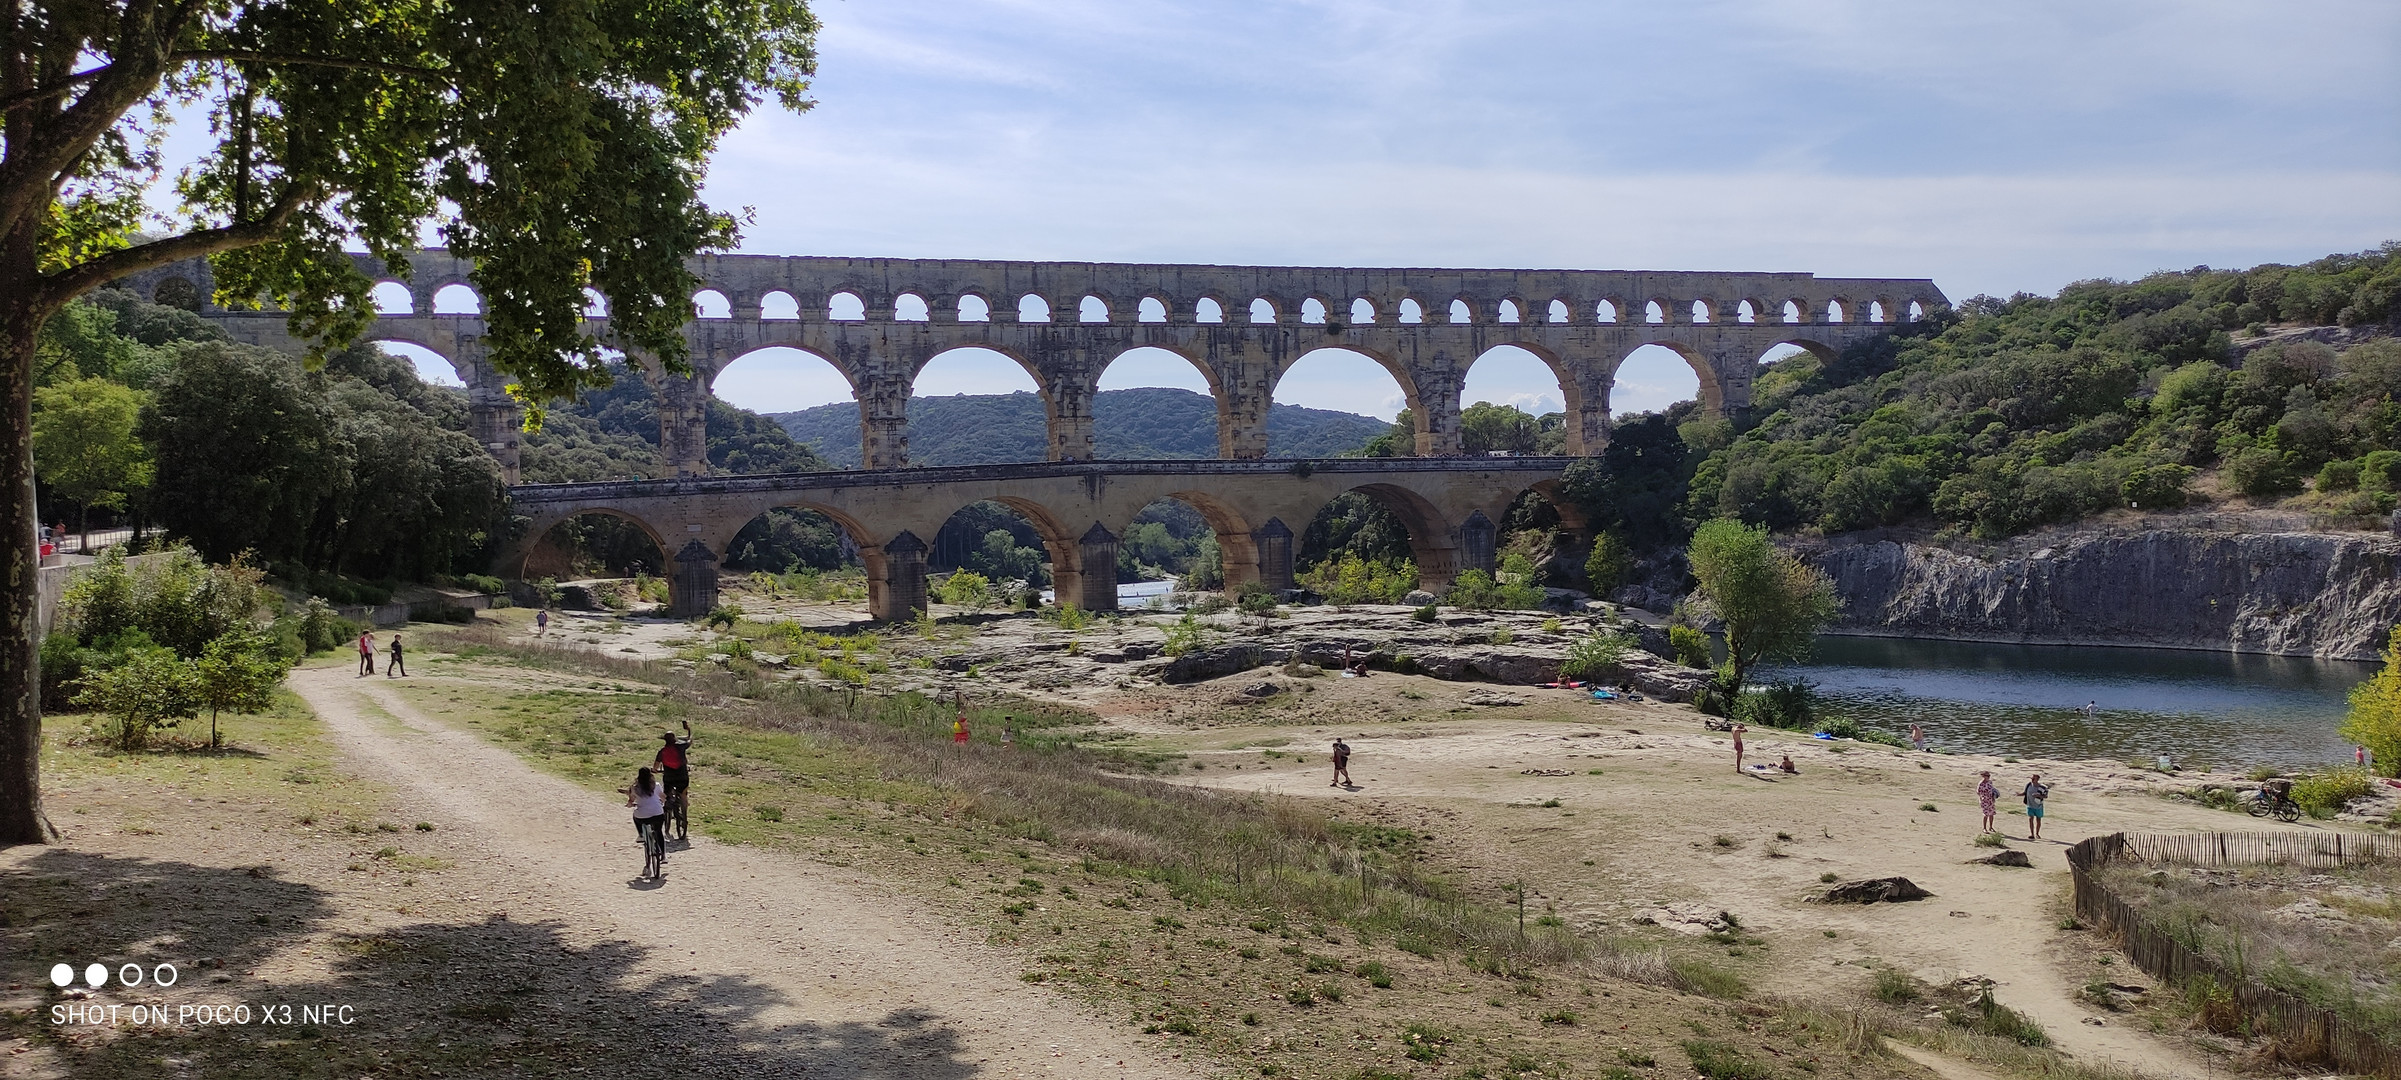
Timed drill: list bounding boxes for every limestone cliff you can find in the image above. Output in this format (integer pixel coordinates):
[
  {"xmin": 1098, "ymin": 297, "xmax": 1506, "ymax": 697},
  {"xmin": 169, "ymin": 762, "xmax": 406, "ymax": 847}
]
[{"xmin": 1806, "ymin": 528, "xmax": 2401, "ymax": 660}]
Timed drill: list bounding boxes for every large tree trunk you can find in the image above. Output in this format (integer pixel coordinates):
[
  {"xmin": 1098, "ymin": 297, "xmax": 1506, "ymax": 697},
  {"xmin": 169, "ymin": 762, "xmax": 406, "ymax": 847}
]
[{"xmin": 0, "ymin": 238, "xmax": 52, "ymax": 843}]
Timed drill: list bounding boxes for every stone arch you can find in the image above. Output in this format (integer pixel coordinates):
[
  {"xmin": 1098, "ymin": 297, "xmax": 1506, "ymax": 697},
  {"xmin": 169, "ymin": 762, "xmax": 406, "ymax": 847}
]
[
  {"xmin": 828, "ymin": 291, "xmax": 867, "ymax": 321},
  {"xmin": 432, "ymin": 283, "xmax": 482, "ymax": 315},
  {"xmin": 1078, "ymin": 295, "xmax": 1111, "ymax": 323},
  {"xmin": 1247, "ymin": 297, "xmax": 1279, "ymax": 324},
  {"xmin": 1824, "ymin": 298, "xmax": 1848, "ymax": 324},
  {"xmin": 1643, "ymin": 299, "xmax": 1669, "ymax": 325},
  {"xmin": 1615, "ymin": 341, "xmax": 1723, "ymax": 416},
  {"xmin": 1733, "ymin": 298, "xmax": 1763, "ymax": 324},
  {"xmin": 1781, "ymin": 298, "xmax": 1806, "ymax": 324},
  {"xmin": 1269, "ymin": 345, "xmax": 1423, "ymax": 444},
  {"xmin": 1328, "ymin": 482, "xmax": 1465, "ymax": 592},
  {"xmin": 939, "ymin": 495, "xmax": 1086, "ymax": 612},
  {"xmin": 758, "ymin": 290, "xmax": 799, "ymax": 320},
  {"xmin": 1349, "ymin": 297, "xmax": 1379, "ymax": 324},
  {"xmin": 511, "ymin": 507, "xmax": 673, "ymax": 582},
  {"xmin": 955, "ymin": 293, "xmax": 992, "ymax": 322},
  {"xmin": 1299, "ymin": 297, "xmax": 1332, "ymax": 325},
  {"xmin": 1595, "ymin": 298, "xmax": 1621, "ymax": 324},
  {"xmin": 583, "ymin": 288, "xmax": 610, "ymax": 318},
  {"xmin": 370, "ymin": 280, "xmax": 414, "ymax": 315},
  {"xmin": 1459, "ymin": 343, "xmax": 1577, "ymax": 452},
  {"xmin": 150, "ymin": 275, "xmax": 201, "ymax": 310},
  {"xmin": 1397, "ymin": 298, "xmax": 1425, "ymax": 324},
  {"xmin": 692, "ymin": 289, "xmax": 732, "ymax": 319},
  {"xmin": 1116, "ymin": 491, "xmax": 1263, "ymax": 595},
  {"xmin": 359, "ymin": 330, "xmax": 471, "ymax": 385},
  {"xmin": 1137, "ymin": 296, "xmax": 1169, "ymax": 324},
  {"xmin": 895, "ymin": 293, "xmax": 932, "ymax": 321},
  {"xmin": 1496, "ymin": 298, "xmax": 1524, "ymax": 324},
  {"xmin": 1545, "ymin": 298, "xmax": 1572, "ymax": 324},
  {"xmin": 1689, "ymin": 299, "xmax": 1715, "ymax": 324},
  {"xmin": 1092, "ymin": 345, "xmax": 1230, "ymax": 455},
  {"xmin": 1018, "ymin": 294, "xmax": 1053, "ymax": 323},
  {"xmin": 706, "ymin": 342, "xmax": 860, "ymax": 401},
  {"xmin": 1193, "ymin": 296, "xmax": 1227, "ymax": 324},
  {"xmin": 1447, "ymin": 298, "xmax": 1476, "ymax": 324}
]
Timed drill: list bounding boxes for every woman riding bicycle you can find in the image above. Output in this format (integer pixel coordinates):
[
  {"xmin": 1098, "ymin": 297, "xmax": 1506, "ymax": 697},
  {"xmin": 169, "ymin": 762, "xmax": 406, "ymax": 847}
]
[{"xmin": 626, "ymin": 766, "xmax": 667, "ymax": 879}]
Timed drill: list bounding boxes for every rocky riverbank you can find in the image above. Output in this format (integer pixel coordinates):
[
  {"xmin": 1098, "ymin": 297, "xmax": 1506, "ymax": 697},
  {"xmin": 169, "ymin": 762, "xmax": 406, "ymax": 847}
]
[{"xmin": 1805, "ymin": 524, "xmax": 2401, "ymax": 660}]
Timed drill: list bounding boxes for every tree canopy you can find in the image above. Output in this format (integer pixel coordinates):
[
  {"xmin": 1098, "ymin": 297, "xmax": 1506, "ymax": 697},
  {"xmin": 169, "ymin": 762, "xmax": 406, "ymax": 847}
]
[
  {"xmin": 3, "ymin": 0, "xmax": 823, "ymax": 842},
  {"xmin": 1683, "ymin": 518, "xmax": 1840, "ymax": 692}
]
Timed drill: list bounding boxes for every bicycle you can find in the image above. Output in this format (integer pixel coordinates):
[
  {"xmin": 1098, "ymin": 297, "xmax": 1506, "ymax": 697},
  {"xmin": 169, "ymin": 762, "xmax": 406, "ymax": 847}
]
[
  {"xmin": 640, "ymin": 815, "xmax": 666, "ymax": 879},
  {"xmin": 666, "ymin": 784, "xmax": 689, "ymax": 842},
  {"xmin": 2247, "ymin": 780, "xmax": 2302, "ymax": 824}
]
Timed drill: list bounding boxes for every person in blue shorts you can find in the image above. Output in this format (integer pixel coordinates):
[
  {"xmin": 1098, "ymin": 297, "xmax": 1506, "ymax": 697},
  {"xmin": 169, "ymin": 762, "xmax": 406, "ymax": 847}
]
[{"xmin": 2020, "ymin": 773, "xmax": 2050, "ymax": 840}]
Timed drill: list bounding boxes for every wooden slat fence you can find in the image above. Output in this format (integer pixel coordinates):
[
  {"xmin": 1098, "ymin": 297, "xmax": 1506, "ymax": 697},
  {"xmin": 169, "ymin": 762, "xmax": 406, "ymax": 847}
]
[{"xmin": 2067, "ymin": 831, "xmax": 2399, "ymax": 1078}]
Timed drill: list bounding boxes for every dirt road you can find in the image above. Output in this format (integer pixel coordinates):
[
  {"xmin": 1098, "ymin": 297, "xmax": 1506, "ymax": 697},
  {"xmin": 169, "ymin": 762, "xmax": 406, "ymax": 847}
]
[{"xmin": 288, "ymin": 666, "xmax": 1185, "ymax": 1079}]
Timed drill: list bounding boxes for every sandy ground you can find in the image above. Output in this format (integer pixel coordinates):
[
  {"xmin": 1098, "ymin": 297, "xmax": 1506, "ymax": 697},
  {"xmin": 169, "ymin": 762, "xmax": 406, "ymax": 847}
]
[
  {"xmin": 1116, "ymin": 673, "xmax": 2333, "ymax": 1079},
  {"xmin": 278, "ymin": 664, "xmax": 1187, "ymax": 1079}
]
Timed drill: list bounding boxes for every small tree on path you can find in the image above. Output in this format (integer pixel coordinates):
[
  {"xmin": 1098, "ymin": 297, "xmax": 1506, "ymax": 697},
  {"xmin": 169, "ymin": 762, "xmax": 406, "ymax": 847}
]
[
  {"xmin": 1683, "ymin": 518, "xmax": 1841, "ymax": 695},
  {"xmin": 2342, "ymin": 626, "xmax": 2401, "ymax": 777},
  {"xmin": 191, "ymin": 631, "xmax": 289, "ymax": 749}
]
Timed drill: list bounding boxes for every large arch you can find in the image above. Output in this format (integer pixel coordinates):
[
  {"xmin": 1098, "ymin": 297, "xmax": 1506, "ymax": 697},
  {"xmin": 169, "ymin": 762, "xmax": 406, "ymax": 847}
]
[
  {"xmin": 908, "ymin": 345, "xmax": 1054, "ymax": 464},
  {"xmin": 705, "ymin": 345, "xmax": 860, "ymax": 465},
  {"xmin": 511, "ymin": 508, "xmax": 673, "ymax": 585},
  {"xmin": 1611, "ymin": 342, "xmax": 1718, "ymax": 418},
  {"xmin": 1091, "ymin": 345, "xmax": 1229, "ymax": 458},
  {"xmin": 1458, "ymin": 344, "xmax": 1574, "ymax": 454},
  {"xmin": 1298, "ymin": 482, "xmax": 1467, "ymax": 593},
  {"xmin": 1270, "ymin": 346, "xmax": 1422, "ymax": 454}
]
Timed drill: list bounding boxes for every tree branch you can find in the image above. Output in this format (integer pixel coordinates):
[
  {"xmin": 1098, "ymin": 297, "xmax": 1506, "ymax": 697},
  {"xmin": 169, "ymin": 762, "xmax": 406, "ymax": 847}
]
[
  {"xmin": 34, "ymin": 184, "xmax": 313, "ymax": 310},
  {"xmin": 173, "ymin": 51, "xmax": 453, "ymax": 85},
  {"xmin": 0, "ymin": 66, "xmax": 109, "ymax": 113}
]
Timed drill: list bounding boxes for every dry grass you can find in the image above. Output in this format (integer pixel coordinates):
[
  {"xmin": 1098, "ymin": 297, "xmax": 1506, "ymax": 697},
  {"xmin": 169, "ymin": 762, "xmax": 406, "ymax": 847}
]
[{"xmin": 2094, "ymin": 857, "xmax": 2401, "ymax": 1036}]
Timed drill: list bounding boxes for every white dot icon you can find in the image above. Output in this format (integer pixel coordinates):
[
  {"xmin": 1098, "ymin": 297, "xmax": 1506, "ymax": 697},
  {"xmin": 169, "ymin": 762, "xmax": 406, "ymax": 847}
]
[
  {"xmin": 84, "ymin": 963, "xmax": 108, "ymax": 988},
  {"xmin": 49, "ymin": 963, "xmax": 72, "ymax": 987}
]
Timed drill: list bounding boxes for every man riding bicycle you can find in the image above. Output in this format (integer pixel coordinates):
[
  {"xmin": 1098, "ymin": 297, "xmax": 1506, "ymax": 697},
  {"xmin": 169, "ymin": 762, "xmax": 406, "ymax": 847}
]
[{"xmin": 655, "ymin": 721, "xmax": 694, "ymax": 836}]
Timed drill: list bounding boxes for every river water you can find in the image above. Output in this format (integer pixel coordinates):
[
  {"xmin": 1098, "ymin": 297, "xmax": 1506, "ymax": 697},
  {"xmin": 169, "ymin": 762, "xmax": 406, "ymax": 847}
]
[{"xmin": 1760, "ymin": 636, "xmax": 2377, "ymax": 769}]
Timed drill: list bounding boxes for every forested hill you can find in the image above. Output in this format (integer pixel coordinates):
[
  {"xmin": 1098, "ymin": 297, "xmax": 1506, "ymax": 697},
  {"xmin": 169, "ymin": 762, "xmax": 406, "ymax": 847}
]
[
  {"xmin": 1562, "ymin": 243, "xmax": 2401, "ymax": 558},
  {"xmin": 769, "ymin": 387, "xmax": 1391, "ymax": 466}
]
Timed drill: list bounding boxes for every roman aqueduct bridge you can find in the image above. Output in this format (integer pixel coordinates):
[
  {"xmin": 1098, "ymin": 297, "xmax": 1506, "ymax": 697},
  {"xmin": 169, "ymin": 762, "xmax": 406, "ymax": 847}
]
[{"xmin": 131, "ymin": 251, "xmax": 1945, "ymax": 618}]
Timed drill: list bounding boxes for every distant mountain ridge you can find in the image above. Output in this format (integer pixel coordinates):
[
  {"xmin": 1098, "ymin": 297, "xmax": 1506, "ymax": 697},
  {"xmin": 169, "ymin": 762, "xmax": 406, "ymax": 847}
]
[{"xmin": 768, "ymin": 387, "xmax": 1390, "ymax": 467}]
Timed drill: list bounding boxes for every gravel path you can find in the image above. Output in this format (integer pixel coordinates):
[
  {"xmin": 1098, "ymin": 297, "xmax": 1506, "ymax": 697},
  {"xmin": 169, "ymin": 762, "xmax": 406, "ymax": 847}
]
[{"xmin": 289, "ymin": 665, "xmax": 1185, "ymax": 1079}]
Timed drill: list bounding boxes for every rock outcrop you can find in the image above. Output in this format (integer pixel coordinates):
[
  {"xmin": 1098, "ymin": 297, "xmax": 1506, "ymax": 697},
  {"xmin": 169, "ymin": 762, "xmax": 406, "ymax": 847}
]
[{"xmin": 1808, "ymin": 527, "xmax": 2401, "ymax": 660}]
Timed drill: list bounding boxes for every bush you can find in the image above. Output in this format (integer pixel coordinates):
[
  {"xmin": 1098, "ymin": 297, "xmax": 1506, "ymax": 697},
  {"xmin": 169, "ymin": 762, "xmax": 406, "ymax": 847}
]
[
  {"xmin": 1161, "ymin": 613, "xmax": 1213, "ymax": 657},
  {"xmin": 1584, "ymin": 530, "xmax": 1631, "ymax": 593},
  {"xmin": 1299, "ymin": 554, "xmax": 1416, "ymax": 605},
  {"xmin": 460, "ymin": 573, "xmax": 507, "ymax": 595},
  {"xmin": 73, "ymin": 646, "xmax": 200, "ymax": 750},
  {"xmin": 1444, "ymin": 569, "xmax": 1537, "ymax": 610},
  {"xmin": 2122, "ymin": 463, "xmax": 2197, "ymax": 509},
  {"xmin": 704, "ymin": 604, "xmax": 742, "ymax": 629},
  {"xmin": 2226, "ymin": 447, "xmax": 2301, "ymax": 498},
  {"xmin": 1680, "ymin": 1040, "xmax": 1769, "ymax": 1079},
  {"xmin": 1409, "ymin": 604, "xmax": 1437, "ymax": 622},
  {"xmin": 2362, "ymin": 449, "xmax": 2401, "ymax": 493},
  {"xmin": 2291, "ymin": 766, "xmax": 2375, "ymax": 817},
  {"xmin": 1561, "ymin": 632, "xmax": 1635, "ymax": 681},
  {"xmin": 1668, "ymin": 624, "xmax": 1712, "ymax": 668},
  {"xmin": 1735, "ymin": 679, "xmax": 1817, "ymax": 730},
  {"xmin": 936, "ymin": 569, "xmax": 994, "ymax": 611},
  {"xmin": 2317, "ymin": 458, "xmax": 2363, "ymax": 492}
]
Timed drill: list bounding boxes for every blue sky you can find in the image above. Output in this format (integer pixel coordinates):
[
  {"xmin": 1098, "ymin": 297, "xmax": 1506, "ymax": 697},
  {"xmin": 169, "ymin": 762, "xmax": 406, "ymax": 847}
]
[{"xmin": 434, "ymin": 1, "xmax": 2401, "ymax": 420}]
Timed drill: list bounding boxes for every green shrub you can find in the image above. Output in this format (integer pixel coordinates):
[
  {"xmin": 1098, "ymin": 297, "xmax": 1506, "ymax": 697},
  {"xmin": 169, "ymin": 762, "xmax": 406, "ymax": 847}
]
[
  {"xmin": 2122, "ymin": 463, "xmax": 2197, "ymax": 508},
  {"xmin": 1734, "ymin": 678, "xmax": 1816, "ymax": 730},
  {"xmin": 1561, "ymin": 632, "xmax": 1636, "ymax": 681},
  {"xmin": 1680, "ymin": 1040, "xmax": 1769, "ymax": 1080},
  {"xmin": 1299, "ymin": 553, "xmax": 1417, "ymax": 605},
  {"xmin": 2226, "ymin": 447, "xmax": 2301, "ymax": 498},
  {"xmin": 2317, "ymin": 458, "xmax": 2363, "ymax": 491},
  {"xmin": 1668, "ymin": 625, "xmax": 1712, "ymax": 668},
  {"xmin": 1872, "ymin": 968, "xmax": 1922, "ymax": 1004},
  {"xmin": 704, "ymin": 603, "xmax": 742, "ymax": 629},
  {"xmin": 2362, "ymin": 449, "xmax": 2401, "ymax": 493},
  {"xmin": 1410, "ymin": 604, "xmax": 1437, "ymax": 622},
  {"xmin": 1161, "ymin": 613, "xmax": 1213, "ymax": 657},
  {"xmin": 2291, "ymin": 766, "xmax": 2375, "ymax": 817},
  {"xmin": 1398, "ymin": 1021, "xmax": 1449, "ymax": 1061},
  {"xmin": 461, "ymin": 573, "xmax": 507, "ymax": 595}
]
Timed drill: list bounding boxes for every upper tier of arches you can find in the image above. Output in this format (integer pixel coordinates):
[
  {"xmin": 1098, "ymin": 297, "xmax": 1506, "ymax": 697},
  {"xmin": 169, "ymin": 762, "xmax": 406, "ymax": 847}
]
[{"xmin": 126, "ymin": 251, "xmax": 1949, "ymax": 333}]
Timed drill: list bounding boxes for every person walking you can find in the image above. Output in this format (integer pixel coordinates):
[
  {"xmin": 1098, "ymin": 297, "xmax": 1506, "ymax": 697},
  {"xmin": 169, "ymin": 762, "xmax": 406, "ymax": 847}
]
[
  {"xmin": 951, "ymin": 705, "xmax": 971, "ymax": 746},
  {"xmin": 535, "ymin": 608, "xmax": 550, "ymax": 636},
  {"xmin": 1731, "ymin": 724, "xmax": 1747, "ymax": 773},
  {"xmin": 1330, "ymin": 738, "xmax": 1353, "ymax": 788},
  {"xmin": 1000, "ymin": 718, "xmax": 1015, "ymax": 749},
  {"xmin": 357, "ymin": 630, "xmax": 376, "ymax": 676},
  {"xmin": 386, "ymin": 634, "xmax": 406, "ymax": 678},
  {"xmin": 1909, "ymin": 723, "xmax": 1927, "ymax": 753},
  {"xmin": 2082, "ymin": 700, "xmax": 2098, "ymax": 719},
  {"xmin": 1977, "ymin": 771, "xmax": 2000, "ymax": 833},
  {"xmin": 2021, "ymin": 773, "xmax": 2051, "ymax": 840}
]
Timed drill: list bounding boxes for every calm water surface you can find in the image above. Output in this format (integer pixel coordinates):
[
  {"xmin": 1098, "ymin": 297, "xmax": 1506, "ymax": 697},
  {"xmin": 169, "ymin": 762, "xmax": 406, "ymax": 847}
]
[{"xmin": 1760, "ymin": 636, "xmax": 2376, "ymax": 769}]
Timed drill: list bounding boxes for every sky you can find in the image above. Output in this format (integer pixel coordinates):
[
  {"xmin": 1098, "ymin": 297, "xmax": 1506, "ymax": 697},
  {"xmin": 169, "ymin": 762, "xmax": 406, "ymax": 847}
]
[{"xmin": 412, "ymin": 1, "xmax": 2400, "ymax": 420}]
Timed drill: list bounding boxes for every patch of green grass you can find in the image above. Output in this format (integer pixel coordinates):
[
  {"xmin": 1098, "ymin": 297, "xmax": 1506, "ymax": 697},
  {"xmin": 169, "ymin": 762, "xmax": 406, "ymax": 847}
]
[
  {"xmin": 1681, "ymin": 1039, "xmax": 1770, "ymax": 1079},
  {"xmin": 1872, "ymin": 968, "xmax": 1922, "ymax": 1004}
]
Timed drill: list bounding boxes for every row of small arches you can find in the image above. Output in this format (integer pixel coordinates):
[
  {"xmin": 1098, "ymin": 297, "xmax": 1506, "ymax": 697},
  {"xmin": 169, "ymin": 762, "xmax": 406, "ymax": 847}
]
[{"xmin": 377, "ymin": 281, "xmax": 1926, "ymax": 328}]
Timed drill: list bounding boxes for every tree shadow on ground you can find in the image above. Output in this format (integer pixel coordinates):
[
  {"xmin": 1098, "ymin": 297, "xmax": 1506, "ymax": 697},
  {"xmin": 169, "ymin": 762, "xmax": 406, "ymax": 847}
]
[{"xmin": 2, "ymin": 851, "xmax": 984, "ymax": 1078}]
